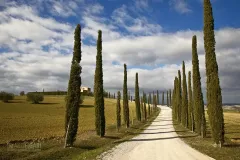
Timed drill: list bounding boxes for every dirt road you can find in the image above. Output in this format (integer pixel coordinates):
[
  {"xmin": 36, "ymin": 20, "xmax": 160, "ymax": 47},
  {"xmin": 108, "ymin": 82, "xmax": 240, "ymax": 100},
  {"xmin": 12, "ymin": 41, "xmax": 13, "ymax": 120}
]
[{"xmin": 97, "ymin": 105, "xmax": 214, "ymax": 160}]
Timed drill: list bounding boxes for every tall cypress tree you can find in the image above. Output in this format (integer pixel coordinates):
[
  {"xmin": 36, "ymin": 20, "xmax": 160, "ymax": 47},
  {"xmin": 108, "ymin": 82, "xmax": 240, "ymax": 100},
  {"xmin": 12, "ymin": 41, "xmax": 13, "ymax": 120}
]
[
  {"xmin": 192, "ymin": 35, "xmax": 206, "ymax": 137},
  {"xmin": 188, "ymin": 71, "xmax": 194, "ymax": 131},
  {"xmin": 167, "ymin": 90, "xmax": 169, "ymax": 107},
  {"xmin": 178, "ymin": 70, "xmax": 182, "ymax": 123},
  {"xmin": 140, "ymin": 97, "xmax": 143, "ymax": 120},
  {"xmin": 123, "ymin": 64, "xmax": 130, "ymax": 128},
  {"xmin": 135, "ymin": 73, "xmax": 141, "ymax": 121},
  {"xmin": 169, "ymin": 89, "xmax": 172, "ymax": 107},
  {"xmin": 149, "ymin": 92, "xmax": 152, "ymax": 105},
  {"xmin": 181, "ymin": 61, "xmax": 188, "ymax": 128},
  {"xmin": 148, "ymin": 94, "xmax": 151, "ymax": 117},
  {"xmin": 116, "ymin": 91, "xmax": 121, "ymax": 131},
  {"xmin": 64, "ymin": 24, "xmax": 82, "ymax": 147},
  {"xmin": 157, "ymin": 90, "xmax": 159, "ymax": 105},
  {"xmin": 162, "ymin": 92, "xmax": 164, "ymax": 105},
  {"xmin": 172, "ymin": 78, "xmax": 178, "ymax": 120},
  {"xmin": 143, "ymin": 92, "xmax": 147, "ymax": 121},
  {"xmin": 94, "ymin": 30, "xmax": 105, "ymax": 137},
  {"xmin": 204, "ymin": 0, "xmax": 224, "ymax": 145},
  {"xmin": 154, "ymin": 95, "xmax": 157, "ymax": 111}
]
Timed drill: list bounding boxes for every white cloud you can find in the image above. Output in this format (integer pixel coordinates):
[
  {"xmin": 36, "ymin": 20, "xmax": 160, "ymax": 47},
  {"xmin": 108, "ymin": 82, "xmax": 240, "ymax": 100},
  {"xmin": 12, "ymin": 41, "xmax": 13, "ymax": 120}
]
[
  {"xmin": 111, "ymin": 5, "xmax": 162, "ymax": 35},
  {"xmin": 170, "ymin": 0, "xmax": 192, "ymax": 14},
  {"xmin": 0, "ymin": 3, "xmax": 240, "ymax": 103}
]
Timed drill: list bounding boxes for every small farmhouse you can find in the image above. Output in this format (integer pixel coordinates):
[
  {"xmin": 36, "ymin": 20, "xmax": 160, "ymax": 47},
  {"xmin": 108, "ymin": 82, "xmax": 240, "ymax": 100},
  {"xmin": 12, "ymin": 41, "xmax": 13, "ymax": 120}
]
[{"xmin": 80, "ymin": 87, "xmax": 91, "ymax": 93}]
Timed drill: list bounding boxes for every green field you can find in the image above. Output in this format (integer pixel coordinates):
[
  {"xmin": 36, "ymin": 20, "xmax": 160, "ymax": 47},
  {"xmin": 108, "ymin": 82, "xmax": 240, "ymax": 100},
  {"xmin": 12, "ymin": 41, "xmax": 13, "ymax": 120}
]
[
  {"xmin": 174, "ymin": 111, "xmax": 240, "ymax": 160},
  {"xmin": 0, "ymin": 95, "xmax": 138, "ymax": 144}
]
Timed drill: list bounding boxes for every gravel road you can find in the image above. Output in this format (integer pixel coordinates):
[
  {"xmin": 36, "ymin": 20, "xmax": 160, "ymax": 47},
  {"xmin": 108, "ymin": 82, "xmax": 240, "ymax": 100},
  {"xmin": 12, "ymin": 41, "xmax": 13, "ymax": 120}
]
[{"xmin": 97, "ymin": 105, "xmax": 214, "ymax": 160}]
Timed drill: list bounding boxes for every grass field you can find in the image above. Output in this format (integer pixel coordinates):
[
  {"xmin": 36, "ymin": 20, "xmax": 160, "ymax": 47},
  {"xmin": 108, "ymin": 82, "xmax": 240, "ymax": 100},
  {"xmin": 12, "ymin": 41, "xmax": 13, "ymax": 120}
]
[
  {"xmin": 174, "ymin": 111, "xmax": 240, "ymax": 160},
  {"xmin": 0, "ymin": 95, "xmax": 138, "ymax": 143},
  {"xmin": 0, "ymin": 95, "xmax": 159, "ymax": 159}
]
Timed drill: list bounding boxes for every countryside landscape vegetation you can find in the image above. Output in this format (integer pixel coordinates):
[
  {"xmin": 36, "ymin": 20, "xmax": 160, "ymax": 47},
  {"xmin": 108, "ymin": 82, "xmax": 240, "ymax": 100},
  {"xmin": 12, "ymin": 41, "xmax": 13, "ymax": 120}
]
[{"xmin": 0, "ymin": 0, "xmax": 240, "ymax": 159}]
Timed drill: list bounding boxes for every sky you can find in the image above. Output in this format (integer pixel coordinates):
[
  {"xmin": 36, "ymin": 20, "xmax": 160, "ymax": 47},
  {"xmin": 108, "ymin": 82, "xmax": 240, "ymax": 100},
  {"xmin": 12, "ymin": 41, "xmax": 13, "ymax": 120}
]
[{"xmin": 0, "ymin": 0, "xmax": 240, "ymax": 104}]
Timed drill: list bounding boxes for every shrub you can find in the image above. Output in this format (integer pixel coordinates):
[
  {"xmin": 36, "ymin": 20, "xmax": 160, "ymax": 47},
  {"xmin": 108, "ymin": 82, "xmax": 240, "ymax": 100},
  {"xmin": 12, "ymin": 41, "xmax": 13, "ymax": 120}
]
[
  {"xmin": 20, "ymin": 91, "xmax": 25, "ymax": 96},
  {"xmin": 0, "ymin": 91, "xmax": 14, "ymax": 103},
  {"xmin": 26, "ymin": 93, "xmax": 44, "ymax": 104}
]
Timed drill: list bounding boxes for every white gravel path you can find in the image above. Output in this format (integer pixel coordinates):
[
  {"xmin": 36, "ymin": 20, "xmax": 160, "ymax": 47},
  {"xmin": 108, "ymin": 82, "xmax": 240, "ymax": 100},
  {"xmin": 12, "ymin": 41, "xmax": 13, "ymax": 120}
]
[{"xmin": 97, "ymin": 105, "xmax": 214, "ymax": 160}]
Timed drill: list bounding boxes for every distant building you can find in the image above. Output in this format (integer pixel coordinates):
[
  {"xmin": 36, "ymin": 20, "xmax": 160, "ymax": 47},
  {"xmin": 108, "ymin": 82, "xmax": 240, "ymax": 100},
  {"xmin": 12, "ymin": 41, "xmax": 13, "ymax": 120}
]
[{"xmin": 80, "ymin": 87, "xmax": 91, "ymax": 93}]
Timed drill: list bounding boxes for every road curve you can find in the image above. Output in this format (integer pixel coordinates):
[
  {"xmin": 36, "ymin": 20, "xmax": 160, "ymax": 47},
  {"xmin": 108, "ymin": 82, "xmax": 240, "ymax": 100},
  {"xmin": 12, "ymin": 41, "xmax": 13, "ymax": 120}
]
[{"xmin": 97, "ymin": 105, "xmax": 214, "ymax": 160}]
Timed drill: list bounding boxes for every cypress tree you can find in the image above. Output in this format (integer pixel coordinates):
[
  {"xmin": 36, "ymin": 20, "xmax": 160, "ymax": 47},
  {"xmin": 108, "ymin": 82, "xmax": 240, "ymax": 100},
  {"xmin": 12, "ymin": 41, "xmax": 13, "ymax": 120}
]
[
  {"xmin": 64, "ymin": 24, "xmax": 82, "ymax": 147},
  {"xmin": 188, "ymin": 71, "xmax": 194, "ymax": 131},
  {"xmin": 167, "ymin": 90, "xmax": 169, "ymax": 107},
  {"xmin": 169, "ymin": 89, "xmax": 172, "ymax": 107},
  {"xmin": 114, "ymin": 93, "xmax": 115, "ymax": 99},
  {"xmin": 154, "ymin": 95, "xmax": 157, "ymax": 111},
  {"xmin": 143, "ymin": 92, "xmax": 147, "ymax": 121},
  {"xmin": 135, "ymin": 73, "xmax": 141, "ymax": 121},
  {"xmin": 149, "ymin": 92, "xmax": 152, "ymax": 105},
  {"xmin": 148, "ymin": 94, "xmax": 151, "ymax": 117},
  {"xmin": 94, "ymin": 30, "xmax": 105, "ymax": 137},
  {"xmin": 192, "ymin": 35, "xmax": 206, "ymax": 137},
  {"xmin": 128, "ymin": 91, "xmax": 130, "ymax": 100},
  {"xmin": 162, "ymin": 92, "xmax": 164, "ymax": 105},
  {"xmin": 181, "ymin": 61, "xmax": 188, "ymax": 128},
  {"xmin": 140, "ymin": 97, "xmax": 143, "ymax": 120},
  {"xmin": 204, "ymin": 0, "xmax": 224, "ymax": 145},
  {"xmin": 149, "ymin": 92, "xmax": 152, "ymax": 114},
  {"xmin": 157, "ymin": 90, "xmax": 159, "ymax": 105},
  {"xmin": 172, "ymin": 78, "xmax": 178, "ymax": 120},
  {"xmin": 123, "ymin": 64, "xmax": 130, "ymax": 128},
  {"xmin": 116, "ymin": 91, "xmax": 121, "ymax": 131},
  {"xmin": 152, "ymin": 95, "xmax": 155, "ymax": 112},
  {"xmin": 178, "ymin": 70, "xmax": 182, "ymax": 122}
]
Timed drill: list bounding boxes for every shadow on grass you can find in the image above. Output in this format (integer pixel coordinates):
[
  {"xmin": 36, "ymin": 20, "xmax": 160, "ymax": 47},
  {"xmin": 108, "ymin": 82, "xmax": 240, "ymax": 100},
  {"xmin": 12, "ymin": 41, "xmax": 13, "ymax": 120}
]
[
  {"xmin": 77, "ymin": 145, "xmax": 97, "ymax": 150},
  {"xmin": 225, "ymin": 131, "xmax": 240, "ymax": 134},
  {"xmin": 7, "ymin": 101, "xmax": 24, "ymax": 103},
  {"xmin": 103, "ymin": 136, "xmax": 120, "ymax": 140},
  {"xmin": 224, "ymin": 143, "xmax": 240, "ymax": 148},
  {"xmin": 114, "ymin": 135, "xmax": 198, "ymax": 143},
  {"xmin": 36, "ymin": 102, "xmax": 59, "ymax": 105},
  {"xmin": 80, "ymin": 105, "xmax": 94, "ymax": 108}
]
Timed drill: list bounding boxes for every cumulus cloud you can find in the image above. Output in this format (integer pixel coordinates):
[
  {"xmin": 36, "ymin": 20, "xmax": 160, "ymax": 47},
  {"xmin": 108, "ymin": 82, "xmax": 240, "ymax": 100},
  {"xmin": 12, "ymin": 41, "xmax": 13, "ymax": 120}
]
[{"xmin": 0, "ymin": 2, "xmax": 240, "ymax": 103}]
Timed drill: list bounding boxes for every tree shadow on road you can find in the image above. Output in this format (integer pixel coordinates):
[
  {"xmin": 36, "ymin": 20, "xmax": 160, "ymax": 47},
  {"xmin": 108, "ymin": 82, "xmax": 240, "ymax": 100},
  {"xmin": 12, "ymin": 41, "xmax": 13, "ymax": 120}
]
[
  {"xmin": 114, "ymin": 135, "xmax": 198, "ymax": 143},
  {"xmin": 150, "ymin": 124, "xmax": 178, "ymax": 127},
  {"xmin": 127, "ymin": 130, "xmax": 188, "ymax": 135},
  {"xmin": 130, "ymin": 127, "xmax": 173, "ymax": 130}
]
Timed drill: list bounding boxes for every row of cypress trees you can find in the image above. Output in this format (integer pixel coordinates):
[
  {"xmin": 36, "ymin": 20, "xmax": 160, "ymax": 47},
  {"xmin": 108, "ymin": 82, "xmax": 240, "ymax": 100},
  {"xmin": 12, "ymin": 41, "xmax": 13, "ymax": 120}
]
[
  {"xmin": 116, "ymin": 68, "xmax": 159, "ymax": 131},
  {"xmin": 172, "ymin": 0, "xmax": 224, "ymax": 147},
  {"xmin": 64, "ymin": 28, "xmax": 107, "ymax": 147}
]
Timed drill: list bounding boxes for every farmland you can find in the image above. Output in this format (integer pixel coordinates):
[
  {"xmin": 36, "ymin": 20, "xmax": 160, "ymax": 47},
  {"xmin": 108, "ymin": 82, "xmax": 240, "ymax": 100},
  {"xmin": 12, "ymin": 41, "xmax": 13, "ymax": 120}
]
[{"xmin": 0, "ymin": 95, "xmax": 137, "ymax": 144}]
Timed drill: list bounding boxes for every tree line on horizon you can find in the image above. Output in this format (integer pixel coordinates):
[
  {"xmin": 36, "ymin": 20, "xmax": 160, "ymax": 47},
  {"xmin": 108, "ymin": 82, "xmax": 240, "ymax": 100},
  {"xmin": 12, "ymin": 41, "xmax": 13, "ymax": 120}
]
[{"xmin": 172, "ymin": 0, "xmax": 224, "ymax": 147}]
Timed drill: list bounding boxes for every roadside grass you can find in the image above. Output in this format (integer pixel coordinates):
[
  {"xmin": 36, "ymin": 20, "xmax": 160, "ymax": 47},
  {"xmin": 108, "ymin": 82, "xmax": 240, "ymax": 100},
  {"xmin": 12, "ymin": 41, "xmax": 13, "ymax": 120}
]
[
  {"xmin": 0, "ymin": 95, "xmax": 159, "ymax": 159},
  {"xmin": 174, "ymin": 111, "xmax": 240, "ymax": 160}
]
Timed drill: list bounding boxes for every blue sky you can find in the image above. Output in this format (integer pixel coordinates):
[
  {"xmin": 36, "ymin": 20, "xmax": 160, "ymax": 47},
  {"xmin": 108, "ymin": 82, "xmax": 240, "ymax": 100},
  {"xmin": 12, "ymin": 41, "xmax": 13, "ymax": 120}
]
[{"xmin": 0, "ymin": 0, "xmax": 240, "ymax": 103}]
